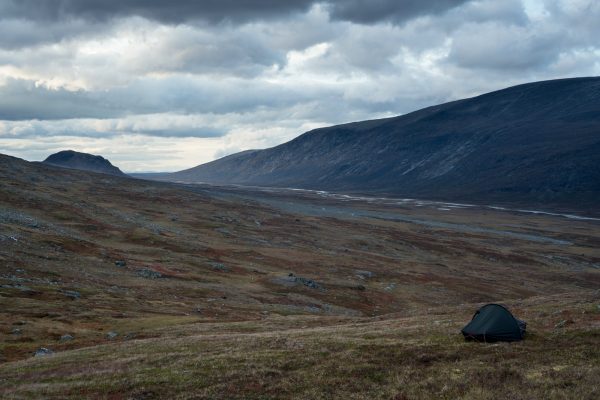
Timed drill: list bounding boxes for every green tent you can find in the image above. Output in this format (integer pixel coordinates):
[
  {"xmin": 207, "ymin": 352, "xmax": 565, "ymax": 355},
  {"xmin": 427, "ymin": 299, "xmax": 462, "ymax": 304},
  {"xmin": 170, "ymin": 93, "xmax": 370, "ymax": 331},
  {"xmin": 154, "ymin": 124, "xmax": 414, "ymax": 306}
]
[{"xmin": 461, "ymin": 304, "xmax": 526, "ymax": 342}]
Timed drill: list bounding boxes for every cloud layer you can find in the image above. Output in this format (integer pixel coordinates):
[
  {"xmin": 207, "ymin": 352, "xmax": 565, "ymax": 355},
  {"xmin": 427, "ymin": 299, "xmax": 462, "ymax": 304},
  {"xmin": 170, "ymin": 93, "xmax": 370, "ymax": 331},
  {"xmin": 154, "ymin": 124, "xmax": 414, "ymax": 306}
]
[{"xmin": 0, "ymin": 0, "xmax": 599, "ymax": 171}]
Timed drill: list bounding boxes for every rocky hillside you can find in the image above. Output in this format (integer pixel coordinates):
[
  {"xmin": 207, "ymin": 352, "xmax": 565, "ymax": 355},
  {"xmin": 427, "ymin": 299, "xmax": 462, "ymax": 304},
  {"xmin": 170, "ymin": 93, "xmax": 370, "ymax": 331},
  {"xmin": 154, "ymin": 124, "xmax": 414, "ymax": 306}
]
[
  {"xmin": 43, "ymin": 150, "xmax": 125, "ymax": 176},
  {"xmin": 163, "ymin": 77, "xmax": 600, "ymax": 210}
]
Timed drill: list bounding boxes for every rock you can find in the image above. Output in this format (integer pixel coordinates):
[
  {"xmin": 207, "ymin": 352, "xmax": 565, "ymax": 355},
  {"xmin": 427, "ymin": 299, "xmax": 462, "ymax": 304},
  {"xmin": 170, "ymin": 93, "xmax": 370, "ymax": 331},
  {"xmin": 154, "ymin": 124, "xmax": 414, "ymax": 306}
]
[
  {"xmin": 555, "ymin": 319, "xmax": 574, "ymax": 329},
  {"xmin": 210, "ymin": 262, "xmax": 228, "ymax": 272},
  {"xmin": 11, "ymin": 328, "xmax": 22, "ymax": 335},
  {"xmin": 355, "ymin": 270, "xmax": 374, "ymax": 279},
  {"xmin": 1, "ymin": 284, "xmax": 30, "ymax": 292},
  {"xmin": 136, "ymin": 268, "xmax": 162, "ymax": 279},
  {"xmin": 384, "ymin": 283, "xmax": 396, "ymax": 291},
  {"xmin": 297, "ymin": 277, "xmax": 321, "ymax": 289},
  {"xmin": 34, "ymin": 347, "xmax": 53, "ymax": 357},
  {"xmin": 277, "ymin": 274, "xmax": 323, "ymax": 290},
  {"xmin": 352, "ymin": 284, "xmax": 366, "ymax": 291},
  {"xmin": 106, "ymin": 331, "xmax": 118, "ymax": 340},
  {"xmin": 114, "ymin": 260, "xmax": 126, "ymax": 267},
  {"xmin": 60, "ymin": 334, "xmax": 74, "ymax": 342},
  {"xmin": 215, "ymin": 227, "xmax": 230, "ymax": 236},
  {"xmin": 62, "ymin": 290, "xmax": 81, "ymax": 299}
]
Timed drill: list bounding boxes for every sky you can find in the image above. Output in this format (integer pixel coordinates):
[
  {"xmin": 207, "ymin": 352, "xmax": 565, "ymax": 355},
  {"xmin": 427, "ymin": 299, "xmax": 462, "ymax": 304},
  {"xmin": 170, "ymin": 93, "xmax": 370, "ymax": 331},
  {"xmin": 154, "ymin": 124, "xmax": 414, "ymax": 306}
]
[{"xmin": 0, "ymin": 0, "xmax": 598, "ymax": 172}]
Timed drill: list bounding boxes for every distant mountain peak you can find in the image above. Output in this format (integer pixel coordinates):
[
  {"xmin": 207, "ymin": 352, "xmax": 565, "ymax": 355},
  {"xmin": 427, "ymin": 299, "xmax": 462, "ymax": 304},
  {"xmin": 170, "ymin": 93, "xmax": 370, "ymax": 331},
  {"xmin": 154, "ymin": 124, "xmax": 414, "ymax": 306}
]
[
  {"xmin": 43, "ymin": 150, "xmax": 125, "ymax": 176},
  {"xmin": 157, "ymin": 77, "xmax": 600, "ymax": 210}
]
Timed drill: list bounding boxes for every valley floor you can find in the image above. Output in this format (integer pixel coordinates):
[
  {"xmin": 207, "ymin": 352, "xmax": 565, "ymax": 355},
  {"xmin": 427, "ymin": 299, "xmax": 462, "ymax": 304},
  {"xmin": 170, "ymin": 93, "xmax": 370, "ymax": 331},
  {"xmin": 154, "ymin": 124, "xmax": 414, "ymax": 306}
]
[{"xmin": 1, "ymin": 154, "xmax": 599, "ymax": 399}]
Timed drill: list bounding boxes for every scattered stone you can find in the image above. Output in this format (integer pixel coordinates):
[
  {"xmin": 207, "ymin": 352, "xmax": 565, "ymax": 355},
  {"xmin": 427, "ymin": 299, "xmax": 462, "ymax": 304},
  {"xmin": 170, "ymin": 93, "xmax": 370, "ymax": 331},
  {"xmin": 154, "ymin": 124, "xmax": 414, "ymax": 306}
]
[
  {"xmin": 210, "ymin": 262, "xmax": 228, "ymax": 272},
  {"xmin": 136, "ymin": 268, "xmax": 162, "ymax": 279},
  {"xmin": 352, "ymin": 284, "xmax": 366, "ymax": 291},
  {"xmin": 11, "ymin": 328, "xmax": 22, "ymax": 335},
  {"xmin": 355, "ymin": 270, "xmax": 374, "ymax": 279},
  {"xmin": 555, "ymin": 319, "xmax": 574, "ymax": 329},
  {"xmin": 276, "ymin": 273, "xmax": 323, "ymax": 290},
  {"xmin": 106, "ymin": 331, "xmax": 118, "ymax": 340},
  {"xmin": 295, "ymin": 276, "xmax": 321, "ymax": 289},
  {"xmin": 384, "ymin": 283, "xmax": 396, "ymax": 291},
  {"xmin": 62, "ymin": 290, "xmax": 81, "ymax": 300},
  {"xmin": 0, "ymin": 283, "xmax": 35, "ymax": 292},
  {"xmin": 114, "ymin": 260, "xmax": 126, "ymax": 267},
  {"xmin": 34, "ymin": 347, "xmax": 53, "ymax": 357},
  {"xmin": 215, "ymin": 227, "xmax": 231, "ymax": 236},
  {"xmin": 60, "ymin": 334, "xmax": 74, "ymax": 342}
]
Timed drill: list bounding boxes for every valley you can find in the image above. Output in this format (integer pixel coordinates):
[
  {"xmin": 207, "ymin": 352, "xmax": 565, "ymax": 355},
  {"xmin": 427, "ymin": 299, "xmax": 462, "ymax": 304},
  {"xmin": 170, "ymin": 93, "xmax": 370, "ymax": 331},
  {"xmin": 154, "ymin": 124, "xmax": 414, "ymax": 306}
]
[{"xmin": 1, "ymin": 154, "xmax": 599, "ymax": 399}]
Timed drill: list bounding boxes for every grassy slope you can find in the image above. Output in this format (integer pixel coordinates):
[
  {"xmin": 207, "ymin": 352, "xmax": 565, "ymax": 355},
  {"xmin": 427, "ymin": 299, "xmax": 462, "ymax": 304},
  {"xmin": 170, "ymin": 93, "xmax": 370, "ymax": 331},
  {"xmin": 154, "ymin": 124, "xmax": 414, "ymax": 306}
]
[
  {"xmin": 2, "ymin": 293, "xmax": 599, "ymax": 399},
  {"xmin": 0, "ymin": 154, "xmax": 599, "ymax": 399}
]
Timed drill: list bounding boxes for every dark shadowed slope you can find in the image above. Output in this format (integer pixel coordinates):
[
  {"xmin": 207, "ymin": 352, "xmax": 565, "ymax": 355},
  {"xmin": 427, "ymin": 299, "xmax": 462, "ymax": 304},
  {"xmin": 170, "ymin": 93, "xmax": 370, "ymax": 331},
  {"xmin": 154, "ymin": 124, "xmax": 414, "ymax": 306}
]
[
  {"xmin": 43, "ymin": 150, "xmax": 126, "ymax": 176},
  {"xmin": 163, "ymin": 77, "xmax": 600, "ymax": 210}
]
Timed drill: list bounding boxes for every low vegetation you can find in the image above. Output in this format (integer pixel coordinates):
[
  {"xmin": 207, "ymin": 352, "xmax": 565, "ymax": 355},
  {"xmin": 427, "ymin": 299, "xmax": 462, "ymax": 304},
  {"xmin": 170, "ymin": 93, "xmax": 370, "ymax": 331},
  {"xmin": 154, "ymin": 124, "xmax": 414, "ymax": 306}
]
[{"xmin": 1, "ymin": 154, "xmax": 598, "ymax": 399}]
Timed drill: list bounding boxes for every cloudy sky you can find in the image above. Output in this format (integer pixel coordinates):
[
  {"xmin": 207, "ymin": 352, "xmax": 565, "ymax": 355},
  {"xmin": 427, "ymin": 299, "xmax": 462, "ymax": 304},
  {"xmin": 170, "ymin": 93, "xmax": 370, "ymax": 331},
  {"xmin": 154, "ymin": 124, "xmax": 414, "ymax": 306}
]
[{"xmin": 0, "ymin": 0, "xmax": 598, "ymax": 172}]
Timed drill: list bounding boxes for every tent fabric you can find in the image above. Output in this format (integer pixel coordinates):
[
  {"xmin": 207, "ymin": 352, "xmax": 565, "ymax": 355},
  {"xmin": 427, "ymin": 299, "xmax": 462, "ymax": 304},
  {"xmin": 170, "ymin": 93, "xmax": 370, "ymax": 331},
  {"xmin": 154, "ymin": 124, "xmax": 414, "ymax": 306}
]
[{"xmin": 461, "ymin": 304, "xmax": 526, "ymax": 342}]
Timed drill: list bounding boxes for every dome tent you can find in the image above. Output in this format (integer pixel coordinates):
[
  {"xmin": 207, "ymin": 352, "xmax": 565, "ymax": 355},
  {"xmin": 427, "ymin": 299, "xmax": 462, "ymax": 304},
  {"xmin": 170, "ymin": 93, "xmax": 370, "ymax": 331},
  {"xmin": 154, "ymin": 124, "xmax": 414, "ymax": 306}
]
[{"xmin": 461, "ymin": 304, "xmax": 526, "ymax": 342}]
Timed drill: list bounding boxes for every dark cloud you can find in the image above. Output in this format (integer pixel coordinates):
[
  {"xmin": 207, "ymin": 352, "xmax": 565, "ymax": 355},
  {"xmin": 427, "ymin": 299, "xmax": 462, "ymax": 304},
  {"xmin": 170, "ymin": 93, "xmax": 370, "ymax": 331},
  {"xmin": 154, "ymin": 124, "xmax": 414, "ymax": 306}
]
[
  {"xmin": 0, "ymin": 0, "xmax": 315, "ymax": 24},
  {"xmin": 326, "ymin": 0, "xmax": 471, "ymax": 24},
  {"xmin": 1, "ymin": 0, "xmax": 471, "ymax": 25},
  {"xmin": 0, "ymin": 0, "xmax": 475, "ymax": 49},
  {"xmin": 447, "ymin": 22, "xmax": 563, "ymax": 71}
]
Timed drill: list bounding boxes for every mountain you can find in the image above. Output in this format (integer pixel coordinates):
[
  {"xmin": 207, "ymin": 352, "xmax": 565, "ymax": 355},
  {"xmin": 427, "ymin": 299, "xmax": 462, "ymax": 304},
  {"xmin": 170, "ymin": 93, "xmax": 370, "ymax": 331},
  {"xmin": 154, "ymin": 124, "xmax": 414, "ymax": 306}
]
[
  {"xmin": 163, "ymin": 77, "xmax": 600, "ymax": 210},
  {"xmin": 43, "ymin": 150, "xmax": 126, "ymax": 176}
]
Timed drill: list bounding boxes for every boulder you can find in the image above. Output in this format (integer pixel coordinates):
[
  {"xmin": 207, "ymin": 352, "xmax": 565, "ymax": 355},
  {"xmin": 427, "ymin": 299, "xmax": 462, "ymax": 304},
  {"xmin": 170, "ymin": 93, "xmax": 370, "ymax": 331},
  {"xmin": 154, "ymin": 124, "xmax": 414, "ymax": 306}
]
[
  {"xmin": 62, "ymin": 290, "xmax": 81, "ymax": 299},
  {"xmin": 60, "ymin": 334, "xmax": 74, "ymax": 342},
  {"xmin": 34, "ymin": 347, "xmax": 53, "ymax": 357},
  {"xmin": 136, "ymin": 268, "xmax": 162, "ymax": 279},
  {"xmin": 106, "ymin": 331, "xmax": 118, "ymax": 339},
  {"xmin": 355, "ymin": 270, "xmax": 374, "ymax": 279}
]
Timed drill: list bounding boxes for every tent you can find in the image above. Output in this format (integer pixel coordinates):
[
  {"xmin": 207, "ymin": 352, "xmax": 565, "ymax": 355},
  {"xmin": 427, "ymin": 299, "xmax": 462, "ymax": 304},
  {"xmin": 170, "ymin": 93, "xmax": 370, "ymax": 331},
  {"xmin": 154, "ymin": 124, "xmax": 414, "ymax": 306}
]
[{"xmin": 461, "ymin": 304, "xmax": 526, "ymax": 342}]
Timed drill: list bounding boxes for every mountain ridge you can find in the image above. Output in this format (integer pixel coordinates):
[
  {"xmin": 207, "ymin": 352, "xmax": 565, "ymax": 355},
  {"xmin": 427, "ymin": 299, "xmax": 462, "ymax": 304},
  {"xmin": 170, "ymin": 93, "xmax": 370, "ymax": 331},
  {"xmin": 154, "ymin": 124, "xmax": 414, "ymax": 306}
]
[{"xmin": 155, "ymin": 77, "xmax": 600, "ymax": 210}]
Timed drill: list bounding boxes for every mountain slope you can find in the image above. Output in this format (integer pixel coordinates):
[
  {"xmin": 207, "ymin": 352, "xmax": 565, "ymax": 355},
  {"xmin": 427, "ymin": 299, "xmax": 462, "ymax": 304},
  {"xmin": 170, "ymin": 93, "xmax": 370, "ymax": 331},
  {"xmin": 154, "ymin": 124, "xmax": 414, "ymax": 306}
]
[
  {"xmin": 43, "ymin": 150, "xmax": 126, "ymax": 176},
  {"xmin": 165, "ymin": 77, "xmax": 600, "ymax": 209}
]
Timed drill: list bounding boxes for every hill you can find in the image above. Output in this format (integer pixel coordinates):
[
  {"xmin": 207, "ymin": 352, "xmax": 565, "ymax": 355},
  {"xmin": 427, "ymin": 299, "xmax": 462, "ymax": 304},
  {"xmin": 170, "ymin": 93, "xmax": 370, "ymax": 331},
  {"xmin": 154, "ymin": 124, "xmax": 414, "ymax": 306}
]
[
  {"xmin": 163, "ymin": 77, "xmax": 600, "ymax": 211},
  {"xmin": 43, "ymin": 150, "xmax": 126, "ymax": 176},
  {"xmin": 0, "ymin": 152, "xmax": 599, "ymax": 398}
]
